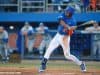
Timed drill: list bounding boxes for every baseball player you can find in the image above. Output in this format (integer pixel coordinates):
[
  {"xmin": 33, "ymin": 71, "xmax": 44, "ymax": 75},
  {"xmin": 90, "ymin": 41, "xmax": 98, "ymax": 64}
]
[
  {"xmin": 36, "ymin": 22, "xmax": 51, "ymax": 58},
  {"xmin": 39, "ymin": 6, "xmax": 86, "ymax": 72},
  {"xmin": 0, "ymin": 26, "xmax": 8, "ymax": 63},
  {"xmin": 85, "ymin": 21, "xmax": 100, "ymax": 59},
  {"xmin": 21, "ymin": 22, "xmax": 35, "ymax": 53}
]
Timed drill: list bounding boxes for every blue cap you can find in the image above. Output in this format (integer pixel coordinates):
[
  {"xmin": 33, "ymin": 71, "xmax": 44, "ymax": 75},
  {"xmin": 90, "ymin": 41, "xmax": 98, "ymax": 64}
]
[{"xmin": 65, "ymin": 6, "xmax": 75, "ymax": 14}]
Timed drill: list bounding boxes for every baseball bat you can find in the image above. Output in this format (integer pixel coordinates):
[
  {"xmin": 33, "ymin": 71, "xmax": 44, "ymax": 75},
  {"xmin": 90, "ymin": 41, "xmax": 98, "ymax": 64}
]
[
  {"xmin": 77, "ymin": 20, "xmax": 95, "ymax": 28},
  {"xmin": 68, "ymin": 20, "xmax": 95, "ymax": 35}
]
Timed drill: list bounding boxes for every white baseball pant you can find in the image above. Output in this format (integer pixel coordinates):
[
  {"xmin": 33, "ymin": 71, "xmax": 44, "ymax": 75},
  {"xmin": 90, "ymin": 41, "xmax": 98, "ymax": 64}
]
[{"xmin": 44, "ymin": 33, "xmax": 82, "ymax": 65}]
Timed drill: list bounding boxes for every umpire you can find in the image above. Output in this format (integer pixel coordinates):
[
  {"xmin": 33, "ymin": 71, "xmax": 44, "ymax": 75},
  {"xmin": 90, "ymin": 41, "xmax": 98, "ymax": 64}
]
[{"xmin": 0, "ymin": 26, "xmax": 8, "ymax": 63}]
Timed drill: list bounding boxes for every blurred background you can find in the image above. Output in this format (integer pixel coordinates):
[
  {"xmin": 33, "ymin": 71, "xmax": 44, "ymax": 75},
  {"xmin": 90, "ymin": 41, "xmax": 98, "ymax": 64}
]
[{"xmin": 0, "ymin": 0, "xmax": 100, "ymax": 62}]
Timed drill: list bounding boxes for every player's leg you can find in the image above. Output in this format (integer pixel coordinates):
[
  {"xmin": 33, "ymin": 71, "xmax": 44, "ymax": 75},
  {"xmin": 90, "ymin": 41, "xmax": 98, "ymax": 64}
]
[
  {"xmin": 0, "ymin": 46, "xmax": 2, "ymax": 62},
  {"xmin": 4, "ymin": 44, "xmax": 9, "ymax": 62},
  {"xmin": 1, "ymin": 46, "xmax": 7, "ymax": 63},
  {"xmin": 28, "ymin": 39, "xmax": 34, "ymax": 53},
  {"xmin": 91, "ymin": 41, "xmax": 97, "ymax": 58},
  {"xmin": 97, "ymin": 41, "xmax": 100, "ymax": 58},
  {"xmin": 39, "ymin": 33, "xmax": 60, "ymax": 72},
  {"xmin": 60, "ymin": 36, "xmax": 86, "ymax": 72},
  {"xmin": 38, "ymin": 39, "xmax": 45, "ymax": 59}
]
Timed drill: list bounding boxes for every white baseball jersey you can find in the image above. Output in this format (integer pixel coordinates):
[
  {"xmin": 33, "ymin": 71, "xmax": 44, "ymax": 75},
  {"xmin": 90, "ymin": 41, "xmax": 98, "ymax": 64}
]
[
  {"xmin": 0, "ymin": 30, "xmax": 8, "ymax": 39},
  {"xmin": 85, "ymin": 26, "xmax": 100, "ymax": 40},
  {"xmin": 36, "ymin": 26, "xmax": 48, "ymax": 34},
  {"xmin": 21, "ymin": 25, "xmax": 34, "ymax": 40}
]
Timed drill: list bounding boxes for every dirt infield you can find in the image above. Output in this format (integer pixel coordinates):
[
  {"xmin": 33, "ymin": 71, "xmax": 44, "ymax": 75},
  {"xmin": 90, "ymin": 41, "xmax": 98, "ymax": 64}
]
[
  {"xmin": 0, "ymin": 67, "xmax": 100, "ymax": 75},
  {"xmin": 0, "ymin": 60, "xmax": 100, "ymax": 75}
]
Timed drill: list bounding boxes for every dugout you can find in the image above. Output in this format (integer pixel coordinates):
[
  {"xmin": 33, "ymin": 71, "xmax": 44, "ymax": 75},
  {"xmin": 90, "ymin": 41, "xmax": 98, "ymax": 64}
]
[{"xmin": 0, "ymin": 12, "xmax": 100, "ymax": 60}]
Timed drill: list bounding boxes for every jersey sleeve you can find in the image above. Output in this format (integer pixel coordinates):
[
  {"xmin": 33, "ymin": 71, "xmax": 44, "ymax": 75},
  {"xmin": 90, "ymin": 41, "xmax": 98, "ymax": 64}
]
[
  {"xmin": 58, "ymin": 15, "xmax": 65, "ymax": 22},
  {"xmin": 58, "ymin": 13, "xmax": 65, "ymax": 22}
]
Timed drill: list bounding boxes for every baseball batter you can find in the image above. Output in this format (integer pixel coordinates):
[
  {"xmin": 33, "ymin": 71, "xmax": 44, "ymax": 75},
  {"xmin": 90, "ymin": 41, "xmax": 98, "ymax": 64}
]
[
  {"xmin": 0, "ymin": 26, "xmax": 8, "ymax": 63},
  {"xmin": 39, "ymin": 6, "xmax": 86, "ymax": 72},
  {"xmin": 21, "ymin": 22, "xmax": 35, "ymax": 53}
]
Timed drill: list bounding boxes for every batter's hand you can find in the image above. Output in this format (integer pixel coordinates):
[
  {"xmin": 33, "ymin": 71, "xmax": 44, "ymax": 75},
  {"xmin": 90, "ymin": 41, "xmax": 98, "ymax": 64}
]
[
  {"xmin": 68, "ymin": 29, "xmax": 73, "ymax": 36},
  {"xmin": 67, "ymin": 26, "xmax": 76, "ymax": 36}
]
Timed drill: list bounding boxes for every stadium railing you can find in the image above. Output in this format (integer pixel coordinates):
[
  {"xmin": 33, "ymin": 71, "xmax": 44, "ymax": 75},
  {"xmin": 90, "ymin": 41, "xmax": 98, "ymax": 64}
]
[{"xmin": 0, "ymin": 0, "xmax": 100, "ymax": 13}]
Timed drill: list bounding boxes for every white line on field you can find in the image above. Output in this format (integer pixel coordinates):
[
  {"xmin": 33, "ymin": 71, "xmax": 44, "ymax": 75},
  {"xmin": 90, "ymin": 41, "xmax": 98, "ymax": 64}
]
[
  {"xmin": 63, "ymin": 73, "xmax": 75, "ymax": 75},
  {"xmin": 0, "ymin": 72, "xmax": 22, "ymax": 75}
]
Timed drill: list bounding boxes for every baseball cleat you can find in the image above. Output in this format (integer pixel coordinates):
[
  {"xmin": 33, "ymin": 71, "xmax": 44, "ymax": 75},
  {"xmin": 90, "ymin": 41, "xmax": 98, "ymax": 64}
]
[
  {"xmin": 80, "ymin": 62, "xmax": 86, "ymax": 72},
  {"xmin": 39, "ymin": 58, "xmax": 48, "ymax": 72},
  {"xmin": 39, "ymin": 64, "xmax": 46, "ymax": 72}
]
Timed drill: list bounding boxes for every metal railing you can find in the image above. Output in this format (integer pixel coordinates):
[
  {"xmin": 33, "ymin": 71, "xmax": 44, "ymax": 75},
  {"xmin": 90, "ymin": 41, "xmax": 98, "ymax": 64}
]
[
  {"xmin": 20, "ymin": 0, "xmax": 45, "ymax": 12},
  {"xmin": 0, "ymin": 0, "xmax": 100, "ymax": 13}
]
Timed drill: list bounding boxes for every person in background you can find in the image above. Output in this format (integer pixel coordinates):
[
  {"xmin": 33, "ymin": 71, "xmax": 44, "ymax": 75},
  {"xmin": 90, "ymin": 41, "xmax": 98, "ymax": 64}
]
[
  {"xmin": 36, "ymin": 22, "xmax": 51, "ymax": 59},
  {"xmin": 82, "ymin": 0, "xmax": 90, "ymax": 12},
  {"xmin": 21, "ymin": 22, "xmax": 35, "ymax": 54},
  {"xmin": 72, "ymin": 0, "xmax": 81, "ymax": 12},
  {"xmin": 0, "ymin": 26, "xmax": 9, "ymax": 63},
  {"xmin": 85, "ymin": 21, "xmax": 100, "ymax": 59},
  {"xmin": 90, "ymin": 0, "xmax": 96, "ymax": 11},
  {"xmin": 96, "ymin": 0, "xmax": 100, "ymax": 10},
  {"xmin": 61, "ymin": 0, "xmax": 70, "ymax": 9},
  {"xmin": 51, "ymin": 0, "xmax": 62, "ymax": 12}
]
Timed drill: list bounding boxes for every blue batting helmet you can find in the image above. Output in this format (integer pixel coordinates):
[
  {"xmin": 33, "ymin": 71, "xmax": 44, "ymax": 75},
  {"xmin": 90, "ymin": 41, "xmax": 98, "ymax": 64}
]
[{"xmin": 65, "ymin": 6, "xmax": 75, "ymax": 14}]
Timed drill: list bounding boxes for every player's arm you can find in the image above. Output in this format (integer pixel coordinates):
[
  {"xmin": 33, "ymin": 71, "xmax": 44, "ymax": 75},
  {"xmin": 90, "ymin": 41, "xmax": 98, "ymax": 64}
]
[
  {"xmin": 59, "ymin": 19, "xmax": 70, "ymax": 30},
  {"xmin": 70, "ymin": 19, "xmax": 77, "ymax": 30},
  {"xmin": 59, "ymin": 18, "xmax": 77, "ymax": 30},
  {"xmin": 58, "ymin": 15, "xmax": 70, "ymax": 29}
]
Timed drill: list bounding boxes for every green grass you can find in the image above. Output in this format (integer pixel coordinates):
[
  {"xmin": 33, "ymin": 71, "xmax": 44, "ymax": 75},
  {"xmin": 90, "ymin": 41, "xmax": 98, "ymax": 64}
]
[{"xmin": 0, "ymin": 60, "xmax": 100, "ymax": 70}]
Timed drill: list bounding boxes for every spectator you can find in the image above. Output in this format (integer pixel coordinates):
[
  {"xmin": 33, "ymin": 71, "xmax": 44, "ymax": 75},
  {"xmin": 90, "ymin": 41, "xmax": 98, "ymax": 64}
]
[
  {"xmin": 85, "ymin": 21, "xmax": 100, "ymax": 59},
  {"xmin": 21, "ymin": 22, "xmax": 35, "ymax": 54},
  {"xmin": 72, "ymin": 0, "xmax": 81, "ymax": 12},
  {"xmin": 90, "ymin": 0, "xmax": 96, "ymax": 11},
  {"xmin": 96, "ymin": 0, "xmax": 100, "ymax": 10},
  {"xmin": 0, "ymin": 26, "xmax": 9, "ymax": 63},
  {"xmin": 82, "ymin": 0, "xmax": 90, "ymax": 12},
  {"xmin": 36, "ymin": 22, "xmax": 51, "ymax": 59},
  {"xmin": 61, "ymin": 0, "xmax": 71, "ymax": 10},
  {"xmin": 0, "ymin": 0, "xmax": 11, "ymax": 12},
  {"xmin": 52, "ymin": 0, "xmax": 62, "ymax": 12}
]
